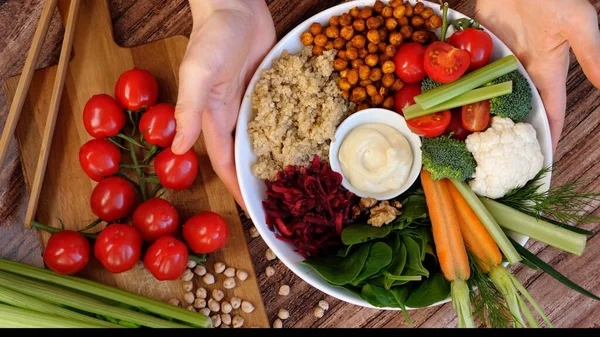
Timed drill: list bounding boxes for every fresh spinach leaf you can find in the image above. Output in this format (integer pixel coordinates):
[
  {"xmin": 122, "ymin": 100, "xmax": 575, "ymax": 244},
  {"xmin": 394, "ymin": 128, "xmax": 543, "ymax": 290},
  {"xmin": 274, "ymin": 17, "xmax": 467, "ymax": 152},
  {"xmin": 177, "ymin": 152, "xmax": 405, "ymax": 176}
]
[
  {"xmin": 405, "ymin": 272, "xmax": 451, "ymax": 308},
  {"xmin": 402, "ymin": 236, "xmax": 430, "ymax": 278},
  {"xmin": 361, "ymin": 284, "xmax": 413, "ymax": 324},
  {"xmin": 352, "ymin": 242, "xmax": 393, "ymax": 285},
  {"xmin": 393, "ymin": 194, "xmax": 429, "ymax": 228},
  {"xmin": 337, "ymin": 245, "xmax": 354, "ymax": 257},
  {"xmin": 302, "ymin": 243, "xmax": 371, "ymax": 285},
  {"xmin": 384, "ymin": 243, "xmax": 408, "ymax": 289},
  {"xmin": 341, "ymin": 222, "xmax": 393, "ymax": 245}
]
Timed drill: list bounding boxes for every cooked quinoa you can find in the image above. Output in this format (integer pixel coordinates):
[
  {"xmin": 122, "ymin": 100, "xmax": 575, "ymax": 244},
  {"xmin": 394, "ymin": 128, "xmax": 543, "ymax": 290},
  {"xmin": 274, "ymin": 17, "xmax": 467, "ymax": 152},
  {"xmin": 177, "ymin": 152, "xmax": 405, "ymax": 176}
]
[{"xmin": 248, "ymin": 46, "xmax": 355, "ymax": 180}]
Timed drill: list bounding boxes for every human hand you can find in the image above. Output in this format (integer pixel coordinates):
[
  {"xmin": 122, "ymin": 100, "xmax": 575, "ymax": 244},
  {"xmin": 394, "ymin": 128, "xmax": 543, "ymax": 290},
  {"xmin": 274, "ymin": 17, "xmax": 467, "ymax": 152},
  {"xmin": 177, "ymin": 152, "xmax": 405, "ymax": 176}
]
[
  {"xmin": 475, "ymin": 0, "xmax": 600, "ymax": 153},
  {"xmin": 172, "ymin": 0, "xmax": 276, "ymax": 210}
]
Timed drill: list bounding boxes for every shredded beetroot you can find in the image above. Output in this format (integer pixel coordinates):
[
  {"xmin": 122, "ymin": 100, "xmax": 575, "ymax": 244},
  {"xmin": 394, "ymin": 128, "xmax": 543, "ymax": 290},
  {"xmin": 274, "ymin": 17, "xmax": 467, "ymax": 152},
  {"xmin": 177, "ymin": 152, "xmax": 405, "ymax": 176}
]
[{"xmin": 262, "ymin": 156, "xmax": 358, "ymax": 258}]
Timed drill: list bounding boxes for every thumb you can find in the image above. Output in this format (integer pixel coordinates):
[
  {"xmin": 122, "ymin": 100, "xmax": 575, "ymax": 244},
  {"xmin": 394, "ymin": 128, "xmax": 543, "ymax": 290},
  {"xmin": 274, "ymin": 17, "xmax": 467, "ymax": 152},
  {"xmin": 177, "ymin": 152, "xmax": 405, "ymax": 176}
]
[{"xmin": 567, "ymin": 1, "xmax": 600, "ymax": 89}]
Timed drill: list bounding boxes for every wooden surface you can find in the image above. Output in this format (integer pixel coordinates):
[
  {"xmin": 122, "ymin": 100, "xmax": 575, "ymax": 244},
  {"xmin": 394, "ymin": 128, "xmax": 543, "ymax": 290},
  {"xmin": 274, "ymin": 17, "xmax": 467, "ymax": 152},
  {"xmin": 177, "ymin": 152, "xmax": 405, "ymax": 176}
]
[{"xmin": 0, "ymin": 0, "xmax": 598, "ymax": 328}]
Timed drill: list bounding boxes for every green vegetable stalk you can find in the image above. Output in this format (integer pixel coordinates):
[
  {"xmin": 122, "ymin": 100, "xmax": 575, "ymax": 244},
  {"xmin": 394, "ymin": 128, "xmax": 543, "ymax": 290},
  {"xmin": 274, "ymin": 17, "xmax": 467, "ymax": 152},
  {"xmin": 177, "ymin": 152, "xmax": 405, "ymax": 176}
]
[{"xmin": 0, "ymin": 304, "xmax": 108, "ymax": 328}]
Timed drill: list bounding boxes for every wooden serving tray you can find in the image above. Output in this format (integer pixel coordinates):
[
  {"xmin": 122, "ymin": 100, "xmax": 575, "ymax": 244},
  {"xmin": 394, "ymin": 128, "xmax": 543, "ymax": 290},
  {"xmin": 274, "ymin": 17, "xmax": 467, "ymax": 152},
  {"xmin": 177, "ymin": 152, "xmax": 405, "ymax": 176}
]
[{"xmin": 3, "ymin": 0, "xmax": 268, "ymax": 327}]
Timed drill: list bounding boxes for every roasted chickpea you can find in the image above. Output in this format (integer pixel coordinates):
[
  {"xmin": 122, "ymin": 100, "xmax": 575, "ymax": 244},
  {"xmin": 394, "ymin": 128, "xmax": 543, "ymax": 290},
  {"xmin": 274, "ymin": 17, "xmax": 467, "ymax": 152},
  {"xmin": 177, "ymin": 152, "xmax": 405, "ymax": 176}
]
[
  {"xmin": 366, "ymin": 30, "xmax": 380, "ymax": 44},
  {"xmin": 329, "ymin": 15, "xmax": 340, "ymax": 26},
  {"xmin": 359, "ymin": 7, "xmax": 373, "ymax": 19},
  {"xmin": 312, "ymin": 45, "xmax": 324, "ymax": 56},
  {"xmin": 414, "ymin": 2, "xmax": 425, "ymax": 15},
  {"xmin": 351, "ymin": 59, "xmax": 364, "ymax": 69},
  {"xmin": 398, "ymin": 16, "xmax": 409, "ymax": 26},
  {"xmin": 341, "ymin": 90, "xmax": 350, "ymax": 100},
  {"xmin": 333, "ymin": 37, "xmax": 346, "ymax": 50},
  {"xmin": 309, "ymin": 23, "xmax": 323, "ymax": 36},
  {"xmin": 391, "ymin": 79, "xmax": 404, "ymax": 91},
  {"xmin": 421, "ymin": 8, "xmax": 434, "ymax": 19},
  {"xmin": 340, "ymin": 69, "xmax": 348, "ymax": 78},
  {"xmin": 411, "ymin": 15, "xmax": 425, "ymax": 29},
  {"xmin": 365, "ymin": 54, "xmax": 379, "ymax": 67},
  {"xmin": 314, "ymin": 34, "xmax": 328, "ymax": 47},
  {"xmin": 347, "ymin": 69, "xmax": 359, "ymax": 85},
  {"xmin": 367, "ymin": 42, "xmax": 378, "ymax": 54},
  {"xmin": 383, "ymin": 96, "xmax": 395, "ymax": 109},
  {"xmin": 358, "ymin": 48, "xmax": 368, "ymax": 58},
  {"xmin": 340, "ymin": 13, "xmax": 353, "ymax": 26},
  {"xmin": 376, "ymin": 15, "xmax": 385, "ymax": 26},
  {"xmin": 412, "ymin": 30, "xmax": 429, "ymax": 44},
  {"xmin": 373, "ymin": 0, "xmax": 385, "ymax": 13},
  {"xmin": 385, "ymin": 17, "xmax": 398, "ymax": 30},
  {"xmin": 393, "ymin": 5, "xmax": 406, "ymax": 19},
  {"xmin": 300, "ymin": 32, "xmax": 314, "ymax": 46},
  {"xmin": 340, "ymin": 26, "xmax": 354, "ymax": 41},
  {"xmin": 389, "ymin": 31, "xmax": 403, "ymax": 46},
  {"xmin": 325, "ymin": 41, "xmax": 334, "ymax": 50},
  {"xmin": 346, "ymin": 41, "xmax": 353, "ymax": 50},
  {"xmin": 357, "ymin": 103, "xmax": 370, "ymax": 111},
  {"xmin": 325, "ymin": 25, "xmax": 340, "ymax": 39},
  {"xmin": 333, "ymin": 58, "xmax": 348, "ymax": 71},
  {"xmin": 369, "ymin": 68, "xmax": 383, "ymax": 81},
  {"xmin": 349, "ymin": 6, "xmax": 360, "ymax": 18},
  {"xmin": 404, "ymin": 3, "xmax": 414, "ymax": 17},
  {"xmin": 400, "ymin": 25, "xmax": 413, "ymax": 39},
  {"xmin": 366, "ymin": 17, "xmax": 381, "ymax": 30},
  {"xmin": 366, "ymin": 84, "xmax": 378, "ymax": 97},
  {"xmin": 379, "ymin": 86, "xmax": 388, "ymax": 97},
  {"xmin": 358, "ymin": 65, "xmax": 371, "ymax": 80},
  {"xmin": 389, "ymin": 0, "xmax": 402, "ymax": 8},
  {"xmin": 378, "ymin": 54, "xmax": 389, "ymax": 66},
  {"xmin": 350, "ymin": 87, "xmax": 367, "ymax": 102},
  {"xmin": 381, "ymin": 6, "xmax": 393, "ymax": 18},
  {"xmin": 359, "ymin": 80, "xmax": 373, "ymax": 87},
  {"xmin": 426, "ymin": 15, "xmax": 442, "ymax": 29},
  {"xmin": 351, "ymin": 35, "xmax": 366, "ymax": 49},
  {"xmin": 337, "ymin": 50, "xmax": 347, "ymax": 60},
  {"xmin": 352, "ymin": 19, "xmax": 366, "ymax": 32},
  {"xmin": 378, "ymin": 29, "xmax": 387, "ymax": 42},
  {"xmin": 371, "ymin": 94, "xmax": 384, "ymax": 105},
  {"xmin": 382, "ymin": 73, "xmax": 395, "ymax": 88},
  {"xmin": 346, "ymin": 47, "xmax": 359, "ymax": 60},
  {"xmin": 339, "ymin": 78, "xmax": 352, "ymax": 91},
  {"xmin": 384, "ymin": 45, "xmax": 396, "ymax": 58},
  {"xmin": 378, "ymin": 42, "xmax": 387, "ymax": 53}
]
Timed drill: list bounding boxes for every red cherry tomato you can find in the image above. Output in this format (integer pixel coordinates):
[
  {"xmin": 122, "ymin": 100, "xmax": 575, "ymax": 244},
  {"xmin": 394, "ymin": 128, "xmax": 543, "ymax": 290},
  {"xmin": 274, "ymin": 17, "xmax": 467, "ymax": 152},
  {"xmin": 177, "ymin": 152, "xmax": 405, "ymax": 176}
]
[
  {"xmin": 393, "ymin": 42, "xmax": 427, "ymax": 83},
  {"xmin": 143, "ymin": 236, "xmax": 188, "ymax": 281},
  {"xmin": 406, "ymin": 110, "xmax": 452, "ymax": 138},
  {"xmin": 114, "ymin": 68, "xmax": 158, "ymax": 111},
  {"xmin": 82, "ymin": 94, "xmax": 126, "ymax": 138},
  {"xmin": 138, "ymin": 103, "xmax": 176, "ymax": 147},
  {"xmin": 461, "ymin": 99, "xmax": 491, "ymax": 132},
  {"xmin": 448, "ymin": 28, "xmax": 494, "ymax": 71},
  {"xmin": 153, "ymin": 148, "xmax": 198, "ymax": 190},
  {"xmin": 132, "ymin": 198, "xmax": 179, "ymax": 242},
  {"xmin": 445, "ymin": 108, "xmax": 472, "ymax": 141},
  {"xmin": 79, "ymin": 139, "xmax": 121, "ymax": 182},
  {"xmin": 394, "ymin": 83, "xmax": 422, "ymax": 115},
  {"xmin": 90, "ymin": 176, "xmax": 136, "ymax": 222},
  {"xmin": 183, "ymin": 211, "xmax": 229, "ymax": 254},
  {"xmin": 43, "ymin": 230, "xmax": 90, "ymax": 275},
  {"xmin": 423, "ymin": 42, "xmax": 471, "ymax": 83},
  {"xmin": 94, "ymin": 224, "xmax": 142, "ymax": 273}
]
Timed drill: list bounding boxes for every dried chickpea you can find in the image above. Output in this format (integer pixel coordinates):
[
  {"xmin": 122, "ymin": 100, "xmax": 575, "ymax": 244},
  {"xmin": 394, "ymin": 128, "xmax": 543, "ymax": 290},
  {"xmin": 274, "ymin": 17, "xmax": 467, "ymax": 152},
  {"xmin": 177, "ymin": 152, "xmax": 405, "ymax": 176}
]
[
  {"xmin": 391, "ymin": 79, "xmax": 404, "ymax": 91},
  {"xmin": 378, "ymin": 42, "xmax": 386, "ymax": 53},
  {"xmin": 384, "ymin": 45, "xmax": 396, "ymax": 58},
  {"xmin": 426, "ymin": 15, "xmax": 442, "ymax": 29},
  {"xmin": 353, "ymin": 19, "xmax": 366, "ymax": 32},
  {"xmin": 358, "ymin": 65, "xmax": 370, "ymax": 80},
  {"xmin": 381, "ymin": 60, "xmax": 395, "ymax": 74},
  {"xmin": 340, "ymin": 26, "xmax": 354, "ymax": 41},
  {"xmin": 312, "ymin": 45, "xmax": 324, "ymax": 56},
  {"xmin": 369, "ymin": 68, "xmax": 383, "ymax": 81},
  {"xmin": 333, "ymin": 58, "xmax": 348, "ymax": 71},
  {"xmin": 358, "ymin": 48, "xmax": 368, "ymax": 58},
  {"xmin": 333, "ymin": 37, "xmax": 346, "ymax": 50},
  {"xmin": 412, "ymin": 30, "xmax": 429, "ymax": 44},
  {"xmin": 381, "ymin": 6, "xmax": 393, "ymax": 18},
  {"xmin": 371, "ymin": 94, "xmax": 384, "ymax": 105},
  {"xmin": 398, "ymin": 16, "xmax": 409, "ymax": 26},
  {"xmin": 366, "ymin": 84, "xmax": 378, "ymax": 97},
  {"xmin": 383, "ymin": 96, "xmax": 395, "ymax": 109},
  {"xmin": 359, "ymin": 7, "xmax": 373, "ymax": 19},
  {"xmin": 351, "ymin": 59, "xmax": 364, "ymax": 69},
  {"xmin": 300, "ymin": 32, "xmax": 314, "ymax": 46},
  {"xmin": 346, "ymin": 47, "xmax": 359, "ymax": 60},
  {"xmin": 340, "ymin": 13, "xmax": 352, "ymax": 26},
  {"xmin": 340, "ymin": 69, "xmax": 348, "ymax": 78},
  {"xmin": 350, "ymin": 87, "xmax": 367, "ymax": 102},
  {"xmin": 347, "ymin": 69, "xmax": 359, "ymax": 85},
  {"xmin": 414, "ymin": 2, "xmax": 425, "ymax": 15},
  {"xmin": 389, "ymin": 0, "xmax": 402, "ymax": 8},
  {"xmin": 349, "ymin": 6, "xmax": 360, "ymax": 18},
  {"xmin": 357, "ymin": 103, "xmax": 370, "ymax": 111},
  {"xmin": 373, "ymin": 0, "xmax": 385, "ymax": 13},
  {"xmin": 400, "ymin": 25, "xmax": 413, "ymax": 39},
  {"xmin": 325, "ymin": 41, "xmax": 334, "ymax": 50},
  {"xmin": 366, "ymin": 17, "xmax": 381, "ymax": 30},
  {"xmin": 309, "ymin": 23, "xmax": 323, "ymax": 36},
  {"xmin": 366, "ymin": 30, "xmax": 380, "ymax": 44},
  {"xmin": 339, "ymin": 78, "xmax": 351, "ymax": 91},
  {"xmin": 351, "ymin": 35, "xmax": 366, "ymax": 49},
  {"xmin": 421, "ymin": 8, "xmax": 434, "ymax": 19},
  {"xmin": 314, "ymin": 34, "xmax": 328, "ymax": 47},
  {"xmin": 393, "ymin": 5, "xmax": 406, "ymax": 19},
  {"xmin": 325, "ymin": 26, "xmax": 339, "ymax": 39},
  {"xmin": 337, "ymin": 50, "xmax": 347, "ymax": 60},
  {"xmin": 385, "ymin": 17, "xmax": 398, "ymax": 30},
  {"xmin": 382, "ymin": 73, "xmax": 395, "ymax": 88},
  {"xmin": 389, "ymin": 31, "xmax": 403, "ymax": 46},
  {"xmin": 365, "ymin": 54, "xmax": 378, "ymax": 67},
  {"xmin": 411, "ymin": 15, "xmax": 425, "ymax": 29},
  {"xmin": 341, "ymin": 90, "xmax": 349, "ymax": 100},
  {"xmin": 329, "ymin": 15, "xmax": 340, "ymax": 26},
  {"xmin": 404, "ymin": 3, "xmax": 414, "ymax": 17},
  {"xmin": 367, "ymin": 42, "xmax": 378, "ymax": 54}
]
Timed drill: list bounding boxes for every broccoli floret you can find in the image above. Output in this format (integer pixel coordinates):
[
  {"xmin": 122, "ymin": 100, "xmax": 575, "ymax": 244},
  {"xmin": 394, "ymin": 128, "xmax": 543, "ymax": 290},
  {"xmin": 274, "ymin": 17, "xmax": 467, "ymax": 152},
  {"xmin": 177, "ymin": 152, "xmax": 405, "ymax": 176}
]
[
  {"xmin": 421, "ymin": 136, "xmax": 476, "ymax": 181},
  {"xmin": 421, "ymin": 77, "xmax": 443, "ymax": 93},
  {"xmin": 485, "ymin": 70, "xmax": 532, "ymax": 121}
]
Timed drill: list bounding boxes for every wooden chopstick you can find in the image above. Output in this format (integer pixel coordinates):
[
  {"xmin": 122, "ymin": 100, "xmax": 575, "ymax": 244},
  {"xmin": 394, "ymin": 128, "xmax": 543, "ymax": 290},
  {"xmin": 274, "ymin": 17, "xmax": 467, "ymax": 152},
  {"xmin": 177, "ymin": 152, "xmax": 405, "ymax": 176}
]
[
  {"xmin": 0, "ymin": 0, "xmax": 58, "ymax": 166},
  {"xmin": 24, "ymin": 0, "xmax": 81, "ymax": 228}
]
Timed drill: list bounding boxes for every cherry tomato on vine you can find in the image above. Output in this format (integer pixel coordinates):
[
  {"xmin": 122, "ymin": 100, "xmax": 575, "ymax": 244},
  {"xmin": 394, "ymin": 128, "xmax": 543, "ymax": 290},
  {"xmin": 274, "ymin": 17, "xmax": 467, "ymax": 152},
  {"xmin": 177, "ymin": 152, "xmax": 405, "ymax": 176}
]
[
  {"xmin": 461, "ymin": 99, "xmax": 491, "ymax": 132},
  {"xmin": 445, "ymin": 108, "xmax": 472, "ymax": 141},
  {"xmin": 393, "ymin": 42, "xmax": 427, "ymax": 83},
  {"xmin": 138, "ymin": 103, "xmax": 177, "ymax": 147},
  {"xmin": 448, "ymin": 28, "xmax": 493, "ymax": 71},
  {"xmin": 423, "ymin": 42, "xmax": 471, "ymax": 83},
  {"xmin": 153, "ymin": 148, "xmax": 198, "ymax": 190},
  {"xmin": 82, "ymin": 94, "xmax": 126, "ymax": 138},
  {"xmin": 90, "ymin": 176, "xmax": 136, "ymax": 222},
  {"xmin": 394, "ymin": 83, "xmax": 422, "ymax": 114},
  {"xmin": 94, "ymin": 224, "xmax": 142, "ymax": 273},
  {"xmin": 406, "ymin": 110, "xmax": 452, "ymax": 138},
  {"xmin": 114, "ymin": 67, "xmax": 158, "ymax": 111},
  {"xmin": 43, "ymin": 230, "xmax": 90, "ymax": 275},
  {"xmin": 143, "ymin": 236, "xmax": 188, "ymax": 281},
  {"xmin": 183, "ymin": 211, "xmax": 229, "ymax": 254},
  {"xmin": 79, "ymin": 138, "xmax": 121, "ymax": 182},
  {"xmin": 132, "ymin": 198, "xmax": 179, "ymax": 242}
]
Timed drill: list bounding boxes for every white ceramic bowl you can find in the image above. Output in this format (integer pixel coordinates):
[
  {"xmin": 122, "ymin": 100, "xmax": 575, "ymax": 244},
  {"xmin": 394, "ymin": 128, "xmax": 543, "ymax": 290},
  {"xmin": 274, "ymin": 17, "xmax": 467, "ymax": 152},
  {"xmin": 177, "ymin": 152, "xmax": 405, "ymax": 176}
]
[
  {"xmin": 235, "ymin": 0, "xmax": 553, "ymax": 310},
  {"xmin": 328, "ymin": 108, "xmax": 422, "ymax": 201}
]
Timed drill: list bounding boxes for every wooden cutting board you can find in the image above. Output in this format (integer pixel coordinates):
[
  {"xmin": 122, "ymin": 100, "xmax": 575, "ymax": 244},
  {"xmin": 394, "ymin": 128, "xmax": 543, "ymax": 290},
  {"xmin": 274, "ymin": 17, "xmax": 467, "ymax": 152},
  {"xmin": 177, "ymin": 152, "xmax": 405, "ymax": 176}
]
[{"xmin": 3, "ymin": 0, "xmax": 269, "ymax": 327}]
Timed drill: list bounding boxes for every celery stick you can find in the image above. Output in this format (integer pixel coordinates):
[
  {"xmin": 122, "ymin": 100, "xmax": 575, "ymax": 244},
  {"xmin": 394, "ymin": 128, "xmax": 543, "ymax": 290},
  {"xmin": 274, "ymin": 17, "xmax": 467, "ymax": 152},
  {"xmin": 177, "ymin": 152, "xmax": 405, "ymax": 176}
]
[
  {"xmin": 404, "ymin": 82, "xmax": 513, "ymax": 119},
  {"xmin": 481, "ymin": 198, "xmax": 587, "ymax": 256},
  {"xmin": 414, "ymin": 55, "xmax": 518, "ymax": 109},
  {"xmin": 0, "ymin": 285, "xmax": 120, "ymax": 328},
  {"xmin": 0, "ymin": 303, "xmax": 107, "ymax": 328},
  {"xmin": 0, "ymin": 259, "xmax": 211, "ymax": 328},
  {"xmin": 0, "ymin": 271, "xmax": 188, "ymax": 328},
  {"xmin": 449, "ymin": 179, "xmax": 522, "ymax": 264}
]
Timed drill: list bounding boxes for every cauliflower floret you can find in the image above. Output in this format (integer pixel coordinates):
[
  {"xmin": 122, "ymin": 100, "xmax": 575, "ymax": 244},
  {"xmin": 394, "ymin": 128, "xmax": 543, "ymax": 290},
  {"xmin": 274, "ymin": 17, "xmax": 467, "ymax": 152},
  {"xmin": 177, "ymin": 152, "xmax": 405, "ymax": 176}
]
[{"xmin": 465, "ymin": 117, "xmax": 544, "ymax": 199}]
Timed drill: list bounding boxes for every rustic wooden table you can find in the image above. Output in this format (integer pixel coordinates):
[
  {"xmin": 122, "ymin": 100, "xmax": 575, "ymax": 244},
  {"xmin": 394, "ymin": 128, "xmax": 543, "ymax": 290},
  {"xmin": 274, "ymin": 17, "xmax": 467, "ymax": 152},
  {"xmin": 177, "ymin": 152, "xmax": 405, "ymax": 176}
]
[{"xmin": 0, "ymin": 0, "xmax": 598, "ymax": 328}]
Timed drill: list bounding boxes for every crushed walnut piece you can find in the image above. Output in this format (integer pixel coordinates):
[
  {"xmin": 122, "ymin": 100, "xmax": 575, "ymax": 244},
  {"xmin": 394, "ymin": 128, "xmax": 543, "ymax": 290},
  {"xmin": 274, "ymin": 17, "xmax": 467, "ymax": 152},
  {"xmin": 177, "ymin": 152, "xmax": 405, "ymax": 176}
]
[
  {"xmin": 367, "ymin": 201, "xmax": 402, "ymax": 227},
  {"xmin": 359, "ymin": 197, "xmax": 377, "ymax": 210}
]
